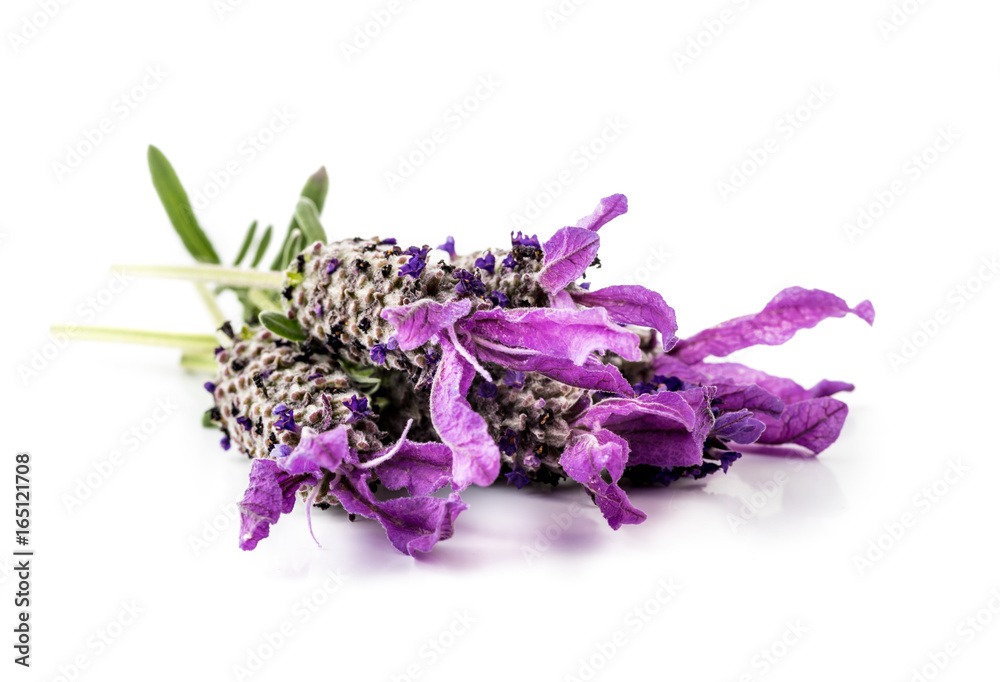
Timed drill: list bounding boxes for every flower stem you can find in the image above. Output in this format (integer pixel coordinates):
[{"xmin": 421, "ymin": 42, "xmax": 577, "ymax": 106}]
[
  {"xmin": 180, "ymin": 352, "xmax": 219, "ymax": 373},
  {"xmin": 247, "ymin": 288, "xmax": 281, "ymax": 313},
  {"xmin": 194, "ymin": 282, "xmax": 227, "ymax": 326},
  {"xmin": 112, "ymin": 264, "xmax": 285, "ymax": 290},
  {"xmin": 51, "ymin": 325, "xmax": 219, "ymax": 353}
]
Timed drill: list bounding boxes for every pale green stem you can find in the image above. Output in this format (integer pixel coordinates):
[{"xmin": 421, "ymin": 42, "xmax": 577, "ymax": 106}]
[
  {"xmin": 194, "ymin": 282, "xmax": 227, "ymax": 327},
  {"xmin": 247, "ymin": 288, "xmax": 281, "ymax": 312},
  {"xmin": 180, "ymin": 352, "xmax": 219, "ymax": 373},
  {"xmin": 51, "ymin": 325, "xmax": 219, "ymax": 353},
  {"xmin": 112, "ymin": 264, "xmax": 285, "ymax": 290}
]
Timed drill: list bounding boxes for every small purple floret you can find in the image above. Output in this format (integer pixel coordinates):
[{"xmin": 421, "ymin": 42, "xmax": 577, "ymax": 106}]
[
  {"xmin": 474, "ymin": 252, "xmax": 495, "ymax": 274},
  {"xmin": 504, "ymin": 370, "xmax": 525, "ymax": 388},
  {"xmin": 499, "ymin": 428, "xmax": 518, "ymax": 456},
  {"xmin": 343, "ymin": 395, "xmax": 371, "ymax": 422},
  {"xmin": 272, "ymin": 403, "xmax": 296, "ymax": 432},
  {"xmin": 371, "ymin": 344, "xmax": 387, "ymax": 365},
  {"xmin": 453, "ymin": 269, "xmax": 486, "ymax": 297},
  {"xmin": 505, "ymin": 469, "xmax": 531, "ymax": 489},
  {"xmin": 326, "ymin": 258, "xmax": 339, "ymax": 274},
  {"xmin": 511, "ymin": 231, "xmax": 540, "ymax": 249},
  {"xmin": 437, "ymin": 236, "xmax": 457, "ymax": 261}
]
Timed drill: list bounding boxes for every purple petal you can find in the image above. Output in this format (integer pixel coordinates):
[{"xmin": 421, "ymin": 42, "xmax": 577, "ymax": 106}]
[
  {"xmin": 538, "ymin": 227, "xmax": 601, "ymax": 293},
  {"xmin": 712, "ymin": 382, "xmax": 785, "ymax": 420},
  {"xmin": 528, "ymin": 355, "xmax": 635, "ymax": 396},
  {"xmin": 332, "ymin": 470, "xmax": 467, "ymax": 555},
  {"xmin": 574, "ymin": 194, "xmax": 628, "ymax": 232},
  {"xmin": 560, "ymin": 431, "xmax": 645, "ymax": 530},
  {"xmin": 671, "ymin": 287, "xmax": 876, "ymax": 364},
  {"xmin": 381, "ymin": 299, "xmax": 472, "ymax": 351},
  {"xmin": 755, "ymin": 397, "xmax": 849, "ymax": 454},
  {"xmin": 467, "ymin": 306, "xmax": 641, "ymax": 366},
  {"xmin": 711, "ymin": 409, "xmax": 767, "ymax": 445},
  {"xmin": 238, "ymin": 459, "xmax": 316, "ymax": 551},
  {"xmin": 429, "ymin": 338, "xmax": 501, "ymax": 488},
  {"xmin": 548, "ymin": 289, "xmax": 577, "ymax": 310},
  {"xmin": 571, "ymin": 285, "xmax": 679, "ymax": 350},
  {"xmin": 276, "ymin": 426, "xmax": 349, "ymax": 476},
  {"xmin": 373, "ymin": 440, "xmax": 453, "ymax": 497},
  {"xmin": 692, "ymin": 361, "xmax": 854, "ymax": 406},
  {"xmin": 573, "ymin": 390, "xmax": 711, "ymax": 468}
]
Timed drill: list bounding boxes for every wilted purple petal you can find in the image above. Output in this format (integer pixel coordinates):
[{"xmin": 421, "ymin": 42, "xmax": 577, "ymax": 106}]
[
  {"xmin": 755, "ymin": 397, "xmax": 849, "ymax": 454},
  {"xmin": 548, "ymin": 289, "xmax": 577, "ymax": 310},
  {"xmin": 372, "ymin": 440, "xmax": 453, "ymax": 497},
  {"xmin": 276, "ymin": 426, "xmax": 349, "ymax": 476},
  {"xmin": 646, "ymin": 354, "xmax": 707, "ymax": 384},
  {"xmin": 712, "ymin": 409, "xmax": 766, "ymax": 445},
  {"xmin": 332, "ymin": 470, "xmax": 467, "ymax": 555},
  {"xmin": 560, "ymin": 431, "xmax": 645, "ymax": 530},
  {"xmin": 712, "ymin": 382, "xmax": 785, "ymax": 420},
  {"xmin": 692, "ymin": 361, "xmax": 854, "ymax": 406},
  {"xmin": 238, "ymin": 459, "xmax": 316, "ymax": 551},
  {"xmin": 671, "ymin": 287, "xmax": 876, "ymax": 364},
  {"xmin": 538, "ymin": 227, "xmax": 601, "ymax": 293},
  {"xmin": 532, "ymin": 356, "xmax": 635, "ymax": 395},
  {"xmin": 571, "ymin": 285, "xmax": 679, "ymax": 350},
  {"xmin": 575, "ymin": 389, "xmax": 712, "ymax": 468},
  {"xmin": 381, "ymin": 299, "xmax": 472, "ymax": 351},
  {"xmin": 574, "ymin": 194, "xmax": 628, "ymax": 232},
  {"xmin": 467, "ymin": 306, "xmax": 641, "ymax": 366},
  {"xmin": 429, "ymin": 338, "xmax": 501, "ymax": 488}
]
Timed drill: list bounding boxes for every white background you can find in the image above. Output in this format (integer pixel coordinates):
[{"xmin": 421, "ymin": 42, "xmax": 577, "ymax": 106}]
[{"xmin": 2, "ymin": 1, "xmax": 999, "ymax": 680}]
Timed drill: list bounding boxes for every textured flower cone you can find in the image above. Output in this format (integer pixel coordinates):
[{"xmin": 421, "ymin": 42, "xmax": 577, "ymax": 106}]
[
  {"xmin": 211, "ymin": 328, "xmax": 468, "ymax": 555},
  {"xmin": 207, "ymin": 328, "xmax": 385, "ymax": 460},
  {"xmin": 281, "ymin": 237, "xmax": 552, "ymax": 386},
  {"xmin": 466, "ymin": 373, "xmax": 586, "ymax": 486}
]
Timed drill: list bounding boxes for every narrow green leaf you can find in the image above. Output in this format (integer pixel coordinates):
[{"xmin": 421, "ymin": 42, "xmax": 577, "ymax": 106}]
[
  {"xmin": 259, "ymin": 312, "xmax": 307, "ymax": 342},
  {"xmin": 250, "ymin": 225, "xmax": 273, "ymax": 267},
  {"xmin": 278, "ymin": 230, "xmax": 304, "ymax": 271},
  {"xmin": 338, "ymin": 359, "xmax": 382, "ymax": 395},
  {"xmin": 270, "ymin": 167, "xmax": 329, "ymax": 270},
  {"xmin": 147, "ymin": 145, "xmax": 220, "ymax": 264},
  {"xmin": 302, "ymin": 166, "xmax": 329, "ymax": 213},
  {"xmin": 294, "ymin": 197, "xmax": 327, "ymax": 244},
  {"xmin": 233, "ymin": 220, "xmax": 258, "ymax": 266}
]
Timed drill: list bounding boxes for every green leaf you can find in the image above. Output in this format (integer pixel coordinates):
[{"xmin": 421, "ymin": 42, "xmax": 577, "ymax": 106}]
[
  {"xmin": 202, "ymin": 408, "xmax": 219, "ymax": 427},
  {"xmin": 147, "ymin": 145, "xmax": 220, "ymax": 264},
  {"xmin": 278, "ymin": 229, "xmax": 304, "ymax": 271},
  {"xmin": 337, "ymin": 359, "xmax": 383, "ymax": 395},
  {"xmin": 233, "ymin": 220, "xmax": 258, "ymax": 266},
  {"xmin": 294, "ymin": 197, "xmax": 327, "ymax": 244},
  {"xmin": 270, "ymin": 167, "xmax": 329, "ymax": 270},
  {"xmin": 258, "ymin": 311, "xmax": 307, "ymax": 342},
  {"xmin": 250, "ymin": 225, "xmax": 273, "ymax": 267},
  {"xmin": 301, "ymin": 166, "xmax": 329, "ymax": 214}
]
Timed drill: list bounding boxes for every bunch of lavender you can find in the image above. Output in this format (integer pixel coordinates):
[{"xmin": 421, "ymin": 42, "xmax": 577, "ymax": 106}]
[{"xmin": 56, "ymin": 147, "xmax": 874, "ymax": 555}]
